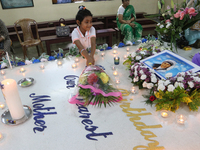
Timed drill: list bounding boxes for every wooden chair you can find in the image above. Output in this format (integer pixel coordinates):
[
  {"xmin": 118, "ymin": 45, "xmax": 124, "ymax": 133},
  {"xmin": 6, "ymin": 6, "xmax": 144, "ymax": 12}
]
[{"xmin": 14, "ymin": 18, "xmax": 45, "ymax": 59}]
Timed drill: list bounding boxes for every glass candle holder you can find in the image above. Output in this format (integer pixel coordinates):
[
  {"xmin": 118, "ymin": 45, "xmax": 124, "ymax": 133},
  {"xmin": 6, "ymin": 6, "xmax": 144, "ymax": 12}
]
[
  {"xmin": 130, "ymin": 87, "xmax": 137, "ymax": 94},
  {"xmin": 72, "ymin": 63, "xmax": 77, "ymax": 69},
  {"xmin": 20, "ymin": 67, "xmax": 25, "ymax": 73},
  {"xmin": 40, "ymin": 64, "xmax": 45, "ymax": 69},
  {"xmin": 124, "ymin": 55, "xmax": 127, "ymax": 60},
  {"xmin": 75, "ymin": 58, "xmax": 79, "ymax": 63},
  {"xmin": 57, "ymin": 61, "xmax": 62, "ymax": 66},
  {"xmin": 176, "ymin": 115, "xmax": 186, "ymax": 125},
  {"xmin": 1, "ymin": 70, "xmax": 5, "ymax": 75},
  {"xmin": 126, "ymin": 47, "xmax": 130, "ymax": 51},
  {"xmin": 114, "ymin": 57, "xmax": 120, "ymax": 65},
  {"xmin": 113, "ymin": 50, "xmax": 117, "ymax": 54},
  {"xmin": 0, "ymin": 102, "xmax": 5, "ymax": 109},
  {"xmin": 115, "ymin": 77, "xmax": 120, "ymax": 84},
  {"xmin": 160, "ymin": 110, "xmax": 169, "ymax": 118},
  {"xmin": 113, "ymin": 71, "xmax": 118, "ymax": 76},
  {"xmin": 101, "ymin": 52, "xmax": 105, "ymax": 57}
]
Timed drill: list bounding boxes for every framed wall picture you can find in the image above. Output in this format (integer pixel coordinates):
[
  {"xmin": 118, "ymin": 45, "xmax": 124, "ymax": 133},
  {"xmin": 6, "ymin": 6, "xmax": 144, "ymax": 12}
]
[
  {"xmin": 140, "ymin": 50, "xmax": 200, "ymax": 79},
  {"xmin": 1, "ymin": 0, "xmax": 34, "ymax": 9}
]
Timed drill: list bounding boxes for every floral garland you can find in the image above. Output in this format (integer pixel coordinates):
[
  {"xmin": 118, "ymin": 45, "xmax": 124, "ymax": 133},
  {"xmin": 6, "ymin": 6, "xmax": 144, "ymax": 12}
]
[{"xmin": 124, "ymin": 39, "xmax": 200, "ymax": 112}]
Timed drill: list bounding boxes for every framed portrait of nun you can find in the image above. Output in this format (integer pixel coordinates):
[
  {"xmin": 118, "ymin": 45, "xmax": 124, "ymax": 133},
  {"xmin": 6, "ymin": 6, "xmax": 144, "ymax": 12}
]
[{"xmin": 140, "ymin": 50, "xmax": 200, "ymax": 79}]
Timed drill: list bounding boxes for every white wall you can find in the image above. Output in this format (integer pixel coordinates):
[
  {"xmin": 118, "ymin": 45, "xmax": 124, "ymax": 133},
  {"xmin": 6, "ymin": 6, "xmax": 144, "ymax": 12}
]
[{"xmin": 0, "ymin": 0, "xmax": 158, "ymax": 26}]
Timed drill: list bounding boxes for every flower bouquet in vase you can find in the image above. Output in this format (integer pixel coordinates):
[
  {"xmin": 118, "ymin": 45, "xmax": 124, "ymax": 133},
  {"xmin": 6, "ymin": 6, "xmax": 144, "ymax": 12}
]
[
  {"xmin": 144, "ymin": 0, "xmax": 200, "ymax": 52},
  {"xmin": 69, "ymin": 65, "xmax": 123, "ymax": 107}
]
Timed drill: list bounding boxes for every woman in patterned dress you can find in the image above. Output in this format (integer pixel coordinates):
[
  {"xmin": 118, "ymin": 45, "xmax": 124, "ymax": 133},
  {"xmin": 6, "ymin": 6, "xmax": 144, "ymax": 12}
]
[{"xmin": 116, "ymin": 0, "xmax": 143, "ymax": 45}]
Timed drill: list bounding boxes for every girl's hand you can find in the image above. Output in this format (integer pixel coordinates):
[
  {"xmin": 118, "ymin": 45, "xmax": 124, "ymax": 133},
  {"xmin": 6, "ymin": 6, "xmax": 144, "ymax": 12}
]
[{"xmin": 86, "ymin": 56, "xmax": 94, "ymax": 66}]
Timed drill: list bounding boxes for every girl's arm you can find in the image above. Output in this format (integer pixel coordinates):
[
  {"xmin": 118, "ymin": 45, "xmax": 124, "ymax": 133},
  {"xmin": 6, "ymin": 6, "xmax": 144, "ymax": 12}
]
[{"xmin": 74, "ymin": 40, "xmax": 93, "ymax": 66}]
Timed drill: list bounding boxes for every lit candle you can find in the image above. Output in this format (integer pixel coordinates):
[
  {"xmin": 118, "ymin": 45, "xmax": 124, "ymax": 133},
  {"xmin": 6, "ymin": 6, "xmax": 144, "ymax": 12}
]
[
  {"xmin": 113, "ymin": 71, "xmax": 118, "ymax": 76},
  {"xmin": 20, "ymin": 67, "xmax": 25, "ymax": 73},
  {"xmin": 126, "ymin": 47, "xmax": 130, "ymax": 51},
  {"xmin": 0, "ymin": 132, "xmax": 3, "ymax": 141},
  {"xmin": 177, "ymin": 115, "xmax": 185, "ymax": 124},
  {"xmin": 101, "ymin": 52, "xmax": 105, "ymax": 57},
  {"xmin": 115, "ymin": 77, "xmax": 120, "ymax": 84},
  {"xmin": 124, "ymin": 55, "xmax": 127, "ymax": 59},
  {"xmin": 40, "ymin": 64, "xmax": 45, "ymax": 69},
  {"xmin": 113, "ymin": 50, "xmax": 117, "ymax": 54},
  {"xmin": 75, "ymin": 58, "xmax": 79, "ymax": 62},
  {"xmin": 57, "ymin": 61, "xmax": 62, "ymax": 66},
  {"xmin": 72, "ymin": 63, "xmax": 77, "ymax": 68},
  {"xmin": 131, "ymin": 87, "xmax": 136, "ymax": 94},
  {"xmin": 161, "ymin": 110, "xmax": 168, "ymax": 118},
  {"xmin": 1, "ymin": 70, "xmax": 5, "ymax": 75},
  {"xmin": 114, "ymin": 57, "xmax": 120, "ymax": 65},
  {"xmin": 0, "ymin": 102, "xmax": 5, "ymax": 109},
  {"xmin": 1, "ymin": 79, "xmax": 25, "ymax": 120}
]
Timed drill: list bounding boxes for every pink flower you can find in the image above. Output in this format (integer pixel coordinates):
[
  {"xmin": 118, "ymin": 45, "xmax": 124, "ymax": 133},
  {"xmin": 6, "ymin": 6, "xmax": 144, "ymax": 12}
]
[
  {"xmin": 174, "ymin": 10, "xmax": 182, "ymax": 18},
  {"xmin": 188, "ymin": 7, "xmax": 198, "ymax": 18},
  {"xmin": 180, "ymin": 11, "xmax": 185, "ymax": 20},
  {"xmin": 165, "ymin": 19, "xmax": 171, "ymax": 23},
  {"xmin": 188, "ymin": 7, "xmax": 196, "ymax": 15},
  {"xmin": 184, "ymin": 7, "xmax": 189, "ymax": 14}
]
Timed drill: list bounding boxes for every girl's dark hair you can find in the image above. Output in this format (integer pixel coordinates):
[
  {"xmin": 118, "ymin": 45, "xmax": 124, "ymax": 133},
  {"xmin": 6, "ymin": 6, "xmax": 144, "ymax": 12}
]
[{"xmin": 76, "ymin": 5, "xmax": 93, "ymax": 25}]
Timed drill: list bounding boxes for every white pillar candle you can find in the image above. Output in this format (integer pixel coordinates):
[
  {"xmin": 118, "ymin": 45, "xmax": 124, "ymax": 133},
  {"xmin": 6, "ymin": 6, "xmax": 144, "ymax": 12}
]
[{"xmin": 1, "ymin": 79, "xmax": 25, "ymax": 120}]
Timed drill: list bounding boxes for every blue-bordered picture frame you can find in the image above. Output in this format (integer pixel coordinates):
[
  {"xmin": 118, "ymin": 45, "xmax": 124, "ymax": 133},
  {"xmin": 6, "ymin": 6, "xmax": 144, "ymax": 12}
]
[
  {"xmin": 0, "ymin": 0, "xmax": 34, "ymax": 9},
  {"xmin": 140, "ymin": 50, "xmax": 200, "ymax": 79}
]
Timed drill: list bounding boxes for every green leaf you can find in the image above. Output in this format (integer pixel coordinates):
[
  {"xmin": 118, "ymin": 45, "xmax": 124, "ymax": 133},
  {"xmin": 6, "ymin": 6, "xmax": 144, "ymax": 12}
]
[{"xmin": 158, "ymin": 1, "xmax": 161, "ymax": 10}]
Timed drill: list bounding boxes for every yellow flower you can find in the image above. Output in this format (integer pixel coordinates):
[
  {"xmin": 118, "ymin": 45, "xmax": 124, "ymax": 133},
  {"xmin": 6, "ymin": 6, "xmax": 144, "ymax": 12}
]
[
  {"xmin": 155, "ymin": 92, "xmax": 163, "ymax": 99},
  {"xmin": 99, "ymin": 72, "xmax": 109, "ymax": 84},
  {"xmin": 79, "ymin": 74, "xmax": 87, "ymax": 85}
]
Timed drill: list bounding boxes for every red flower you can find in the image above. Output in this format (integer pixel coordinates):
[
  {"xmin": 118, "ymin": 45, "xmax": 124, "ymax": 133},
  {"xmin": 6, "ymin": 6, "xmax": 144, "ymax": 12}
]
[
  {"xmin": 149, "ymin": 96, "xmax": 156, "ymax": 101},
  {"xmin": 87, "ymin": 73, "xmax": 98, "ymax": 85}
]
